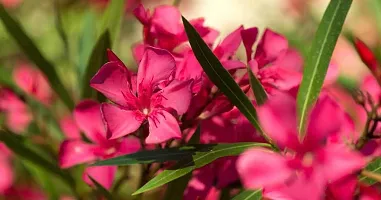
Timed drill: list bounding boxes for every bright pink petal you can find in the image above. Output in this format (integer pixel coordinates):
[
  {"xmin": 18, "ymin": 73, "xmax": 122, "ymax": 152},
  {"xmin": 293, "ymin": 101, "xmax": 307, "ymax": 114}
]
[
  {"xmin": 159, "ymin": 80, "xmax": 192, "ymax": 115},
  {"xmin": 237, "ymin": 148, "xmax": 292, "ymax": 189},
  {"xmin": 328, "ymin": 175, "xmax": 357, "ymax": 200},
  {"xmin": 214, "ymin": 26, "xmax": 243, "ymax": 60},
  {"xmin": 59, "ymin": 115, "xmax": 81, "ymax": 139},
  {"xmin": 0, "ymin": 158, "xmax": 13, "ymax": 193},
  {"xmin": 90, "ymin": 62, "xmax": 134, "ymax": 107},
  {"xmin": 359, "ymin": 184, "xmax": 381, "ymax": 200},
  {"xmin": 184, "ymin": 165, "xmax": 215, "ymax": 200},
  {"xmin": 146, "ymin": 110, "xmax": 181, "ymax": 144},
  {"xmin": 117, "ymin": 137, "xmax": 141, "ymax": 155},
  {"xmin": 257, "ymin": 93, "xmax": 299, "ymax": 149},
  {"xmin": 318, "ymin": 143, "xmax": 366, "ymax": 182},
  {"xmin": 255, "ymin": 29, "xmax": 288, "ymax": 67},
  {"xmin": 132, "ymin": 43, "xmax": 147, "ymax": 63},
  {"xmin": 101, "ymin": 103, "xmax": 144, "ymax": 139},
  {"xmin": 151, "ymin": 5, "xmax": 182, "ymax": 35},
  {"xmin": 273, "ymin": 48, "xmax": 303, "ymax": 72},
  {"xmin": 241, "ymin": 27, "xmax": 259, "ymax": 61},
  {"xmin": 74, "ymin": 100, "xmax": 106, "ymax": 143},
  {"xmin": 84, "ymin": 166, "xmax": 117, "ymax": 189},
  {"xmin": 58, "ymin": 140, "xmax": 97, "ymax": 168},
  {"xmin": 137, "ymin": 47, "xmax": 176, "ymax": 91},
  {"xmin": 305, "ymin": 95, "xmax": 343, "ymax": 148},
  {"xmin": 5, "ymin": 109, "xmax": 31, "ymax": 134},
  {"xmin": 133, "ymin": 4, "xmax": 150, "ymax": 25},
  {"xmin": 13, "ymin": 64, "xmax": 52, "ymax": 105},
  {"xmin": 361, "ymin": 75, "xmax": 381, "ymax": 102},
  {"xmin": 221, "ymin": 60, "xmax": 246, "ymax": 70}
]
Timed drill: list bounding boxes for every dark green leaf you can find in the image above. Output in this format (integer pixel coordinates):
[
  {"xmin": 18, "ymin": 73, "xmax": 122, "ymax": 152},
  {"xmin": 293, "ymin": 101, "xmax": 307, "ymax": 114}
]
[
  {"xmin": 99, "ymin": 0, "xmax": 125, "ymax": 47},
  {"xmin": 232, "ymin": 190, "xmax": 262, "ymax": 200},
  {"xmin": 89, "ymin": 176, "xmax": 114, "ymax": 200},
  {"xmin": 247, "ymin": 67, "xmax": 267, "ymax": 105},
  {"xmin": 162, "ymin": 126, "xmax": 201, "ymax": 200},
  {"xmin": 0, "ymin": 130, "xmax": 74, "ymax": 187},
  {"xmin": 182, "ymin": 16, "xmax": 273, "ymax": 144},
  {"xmin": 93, "ymin": 144, "xmax": 212, "ymax": 166},
  {"xmin": 81, "ymin": 31, "xmax": 110, "ymax": 101},
  {"xmin": 133, "ymin": 142, "xmax": 270, "ymax": 195},
  {"xmin": 297, "ymin": 0, "xmax": 353, "ymax": 136},
  {"xmin": 0, "ymin": 4, "xmax": 74, "ymax": 109},
  {"xmin": 360, "ymin": 157, "xmax": 381, "ymax": 184}
]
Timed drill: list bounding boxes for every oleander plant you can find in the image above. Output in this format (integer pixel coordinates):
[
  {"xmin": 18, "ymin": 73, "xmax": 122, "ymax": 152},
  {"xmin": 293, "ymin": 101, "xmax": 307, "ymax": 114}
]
[{"xmin": 0, "ymin": 0, "xmax": 380, "ymax": 199}]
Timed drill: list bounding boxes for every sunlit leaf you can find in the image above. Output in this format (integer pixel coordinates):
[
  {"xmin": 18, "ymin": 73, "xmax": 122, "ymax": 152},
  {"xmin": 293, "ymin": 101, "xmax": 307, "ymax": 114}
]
[
  {"xmin": 0, "ymin": 4, "xmax": 74, "ymax": 109},
  {"xmin": 133, "ymin": 142, "xmax": 270, "ymax": 195},
  {"xmin": 99, "ymin": 0, "xmax": 125, "ymax": 47},
  {"xmin": 232, "ymin": 190, "xmax": 262, "ymax": 200},
  {"xmin": 297, "ymin": 0, "xmax": 353, "ymax": 136}
]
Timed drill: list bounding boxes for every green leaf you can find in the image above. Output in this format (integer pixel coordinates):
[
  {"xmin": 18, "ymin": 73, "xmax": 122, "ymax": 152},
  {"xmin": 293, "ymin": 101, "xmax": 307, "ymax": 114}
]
[
  {"xmin": 162, "ymin": 126, "xmax": 201, "ymax": 200},
  {"xmin": 360, "ymin": 157, "xmax": 381, "ymax": 184},
  {"xmin": 297, "ymin": 0, "xmax": 353, "ymax": 136},
  {"xmin": 93, "ymin": 144, "xmax": 213, "ymax": 166},
  {"xmin": 182, "ymin": 16, "xmax": 273, "ymax": 144},
  {"xmin": 78, "ymin": 11, "xmax": 97, "ymax": 80},
  {"xmin": 247, "ymin": 67, "xmax": 267, "ymax": 105},
  {"xmin": 0, "ymin": 4, "xmax": 74, "ymax": 110},
  {"xmin": 0, "ymin": 130, "xmax": 75, "ymax": 187},
  {"xmin": 81, "ymin": 31, "xmax": 111, "ymax": 100},
  {"xmin": 232, "ymin": 190, "xmax": 262, "ymax": 200},
  {"xmin": 133, "ymin": 142, "xmax": 270, "ymax": 195},
  {"xmin": 99, "ymin": 0, "xmax": 125, "ymax": 47},
  {"xmin": 89, "ymin": 176, "xmax": 114, "ymax": 200}
]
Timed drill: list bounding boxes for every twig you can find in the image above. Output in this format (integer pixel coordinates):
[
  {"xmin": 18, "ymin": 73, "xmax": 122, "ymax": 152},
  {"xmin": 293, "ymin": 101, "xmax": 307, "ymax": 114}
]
[{"xmin": 361, "ymin": 170, "xmax": 381, "ymax": 183}]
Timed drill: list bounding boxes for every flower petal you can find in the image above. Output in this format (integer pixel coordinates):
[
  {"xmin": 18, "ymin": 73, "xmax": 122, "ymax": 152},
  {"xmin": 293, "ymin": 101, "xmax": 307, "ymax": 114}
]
[
  {"xmin": 257, "ymin": 93, "xmax": 299, "ymax": 149},
  {"xmin": 90, "ymin": 62, "xmax": 134, "ymax": 107},
  {"xmin": 83, "ymin": 166, "xmax": 117, "ymax": 189},
  {"xmin": 117, "ymin": 136, "xmax": 141, "ymax": 155},
  {"xmin": 305, "ymin": 95, "xmax": 343, "ymax": 147},
  {"xmin": 159, "ymin": 79, "xmax": 193, "ymax": 115},
  {"xmin": 237, "ymin": 148, "xmax": 292, "ymax": 189},
  {"xmin": 59, "ymin": 115, "xmax": 81, "ymax": 139},
  {"xmin": 146, "ymin": 110, "xmax": 181, "ymax": 144},
  {"xmin": 318, "ymin": 143, "xmax": 366, "ymax": 182},
  {"xmin": 137, "ymin": 47, "xmax": 176, "ymax": 91},
  {"xmin": 0, "ymin": 158, "xmax": 13, "ymax": 193},
  {"xmin": 241, "ymin": 27, "xmax": 259, "ymax": 61},
  {"xmin": 151, "ymin": 5, "xmax": 182, "ymax": 36},
  {"xmin": 101, "ymin": 103, "xmax": 143, "ymax": 139},
  {"xmin": 255, "ymin": 29, "xmax": 288, "ymax": 67},
  {"xmin": 74, "ymin": 100, "xmax": 106, "ymax": 143},
  {"xmin": 213, "ymin": 26, "xmax": 243, "ymax": 60},
  {"xmin": 58, "ymin": 140, "xmax": 97, "ymax": 168}
]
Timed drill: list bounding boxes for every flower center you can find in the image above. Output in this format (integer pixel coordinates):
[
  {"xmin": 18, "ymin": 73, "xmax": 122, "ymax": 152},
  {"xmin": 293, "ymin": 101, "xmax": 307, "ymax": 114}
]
[
  {"xmin": 302, "ymin": 152, "xmax": 314, "ymax": 167},
  {"xmin": 142, "ymin": 108, "xmax": 149, "ymax": 115}
]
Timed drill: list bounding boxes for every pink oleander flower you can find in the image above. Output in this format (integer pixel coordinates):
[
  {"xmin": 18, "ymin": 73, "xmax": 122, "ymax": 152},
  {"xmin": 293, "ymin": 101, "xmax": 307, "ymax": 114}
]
[
  {"xmin": 90, "ymin": 47, "xmax": 193, "ymax": 144},
  {"xmin": 13, "ymin": 63, "xmax": 53, "ymax": 105},
  {"xmin": 237, "ymin": 93, "xmax": 366, "ymax": 200},
  {"xmin": 241, "ymin": 28, "xmax": 303, "ymax": 94},
  {"xmin": 58, "ymin": 100, "xmax": 141, "ymax": 189},
  {"xmin": 0, "ymin": 88, "xmax": 32, "ymax": 133},
  {"xmin": 0, "ymin": 0, "xmax": 21, "ymax": 8},
  {"xmin": 0, "ymin": 143, "xmax": 13, "ymax": 194},
  {"xmin": 133, "ymin": 4, "xmax": 218, "ymax": 60},
  {"xmin": 184, "ymin": 107, "xmax": 264, "ymax": 200}
]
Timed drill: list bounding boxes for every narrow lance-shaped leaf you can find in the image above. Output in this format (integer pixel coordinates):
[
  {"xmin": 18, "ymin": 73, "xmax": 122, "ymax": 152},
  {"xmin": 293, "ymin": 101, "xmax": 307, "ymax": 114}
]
[
  {"xmin": 232, "ymin": 190, "xmax": 262, "ymax": 200},
  {"xmin": 89, "ymin": 176, "xmax": 114, "ymax": 200},
  {"xmin": 162, "ymin": 126, "xmax": 201, "ymax": 200},
  {"xmin": 360, "ymin": 157, "xmax": 381, "ymax": 184},
  {"xmin": 78, "ymin": 11, "xmax": 97, "ymax": 79},
  {"xmin": 182, "ymin": 16, "xmax": 274, "ymax": 145},
  {"xmin": 247, "ymin": 67, "xmax": 267, "ymax": 105},
  {"xmin": 132, "ymin": 142, "xmax": 271, "ymax": 195},
  {"xmin": 0, "ymin": 130, "xmax": 75, "ymax": 187},
  {"xmin": 0, "ymin": 4, "xmax": 74, "ymax": 109},
  {"xmin": 81, "ymin": 31, "xmax": 111, "ymax": 101},
  {"xmin": 92, "ymin": 144, "xmax": 209, "ymax": 166},
  {"xmin": 99, "ymin": 0, "xmax": 125, "ymax": 48},
  {"xmin": 297, "ymin": 0, "xmax": 353, "ymax": 136}
]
